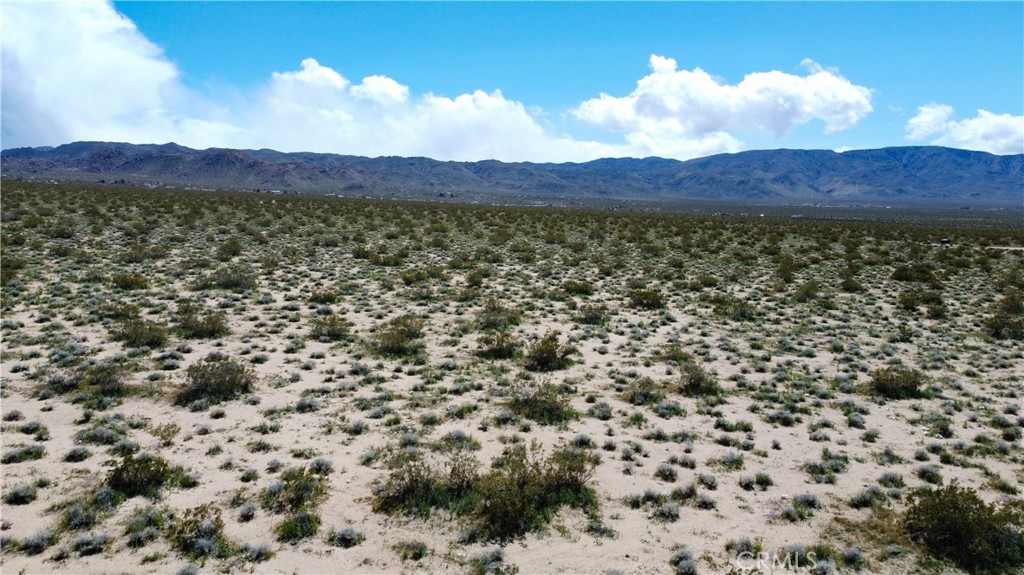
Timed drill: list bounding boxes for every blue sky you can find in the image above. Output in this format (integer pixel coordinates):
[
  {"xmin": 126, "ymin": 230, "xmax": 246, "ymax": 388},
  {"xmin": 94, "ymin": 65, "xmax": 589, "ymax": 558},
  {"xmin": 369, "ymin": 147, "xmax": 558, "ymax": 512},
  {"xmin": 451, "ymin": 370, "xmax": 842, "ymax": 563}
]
[{"xmin": 3, "ymin": 1, "xmax": 1022, "ymax": 161}]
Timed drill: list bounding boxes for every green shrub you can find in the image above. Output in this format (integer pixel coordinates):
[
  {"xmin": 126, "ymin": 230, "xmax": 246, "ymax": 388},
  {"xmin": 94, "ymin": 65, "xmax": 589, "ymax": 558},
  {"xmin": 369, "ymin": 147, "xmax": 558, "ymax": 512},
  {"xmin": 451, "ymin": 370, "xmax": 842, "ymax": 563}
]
[
  {"xmin": 371, "ymin": 314, "xmax": 426, "ymax": 357},
  {"xmin": 107, "ymin": 453, "xmax": 190, "ymax": 499},
  {"xmin": 309, "ymin": 314, "xmax": 352, "ymax": 342},
  {"xmin": 984, "ymin": 289, "xmax": 1024, "ymax": 340},
  {"xmin": 372, "ymin": 443, "xmax": 598, "ymax": 541},
  {"xmin": 905, "ymin": 482, "xmax": 1024, "ymax": 574},
  {"xmin": 111, "ymin": 319, "xmax": 168, "ymax": 348},
  {"xmin": 868, "ymin": 367, "xmax": 930, "ymax": 400},
  {"xmin": 628, "ymin": 288, "xmax": 665, "ymax": 310},
  {"xmin": 176, "ymin": 302, "xmax": 229, "ymax": 339},
  {"xmin": 476, "ymin": 330, "xmax": 520, "ymax": 360},
  {"xmin": 165, "ymin": 503, "xmax": 234, "ymax": 560},
  {"xmin": 260, "ymin": 466, "xmax": 327, "ymax": 514},
  {"xmin": 623, "ymin": 377, "xmax": 666, "ymax": 406},
  {"xmin": 523, "ymin": 332, "xmax": 575, "ymax": 372},
  {"xmin": 173, "ymin": 356, "xmax": 256, "ymax": 406},
  {"xmin": 1, "ymin": 444, "xmax": 45, "ymax": 464},
  {"xmin": 574, "ymin": 303, "xmax": 609, "ymax": 326},
  {"xmin": 275, "ymin": 511, "xmax": 321, "ymax": 543},
  {"xmin": 508, "ymin": 379, "xmax": 576, "ymax": 424},
  {"xmin": 676, "ymin": 362, "xmax": 721, "ymax": 397},
  {"xmin": 476, "ymin": 298, "xmax": 522, "ymax": 331},
  {"xmin": 111, "ymin": 272, "xmax": 148, "ymax": 290},
  {"xmin": 394, "ymin": 540, "xmax": 429, "ymax": 561},
  {"xmin": 193, "ymin": 265, "xmax": 257, "ymax": 291}
]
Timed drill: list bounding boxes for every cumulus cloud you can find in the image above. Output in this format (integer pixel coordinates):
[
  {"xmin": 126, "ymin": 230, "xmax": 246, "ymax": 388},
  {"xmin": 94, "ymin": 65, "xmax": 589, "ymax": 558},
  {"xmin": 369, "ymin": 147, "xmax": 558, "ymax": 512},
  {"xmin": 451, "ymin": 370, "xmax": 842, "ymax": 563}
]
[
  {"xmin": 906, "ymin": 104, "xmax": 1023, "ymax": 155},
  {"xmin": 3, "ymin": 0, "xmax": 878, "ymax": 162},
  {"xmin": 572, "ymin": 55, "xmax": 873, "ymax": 156}
]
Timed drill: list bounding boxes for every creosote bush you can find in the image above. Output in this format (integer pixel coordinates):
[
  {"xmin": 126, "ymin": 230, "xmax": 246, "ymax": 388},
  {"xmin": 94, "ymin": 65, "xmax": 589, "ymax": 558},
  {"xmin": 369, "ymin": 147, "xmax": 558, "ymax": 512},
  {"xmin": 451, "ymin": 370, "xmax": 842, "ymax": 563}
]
[
  {"xmin": 523, "ymin": 332, "xmax": 576, "ymax": 372},
  {"xmin": 373, "ymin": 443, "xmax": 599, "ymax": 541},
  {"xmin": 868, "ymin": 367, "xmax": 930, "ymax": 400},
  {"xmin": 372, "ymin": 314, "xmax": 426, "ymax": 357},
  {"xmin": 676, "ymin": 362, "xmax": 722, "ymax": 397},
  {"xmin": 905, "ymin": 482, "xmax": 1024, "ymax": 574},
  {"xmin": 173, "ymin": 356, "xmax": 256, "ymax": 406},
  {"xmin": 310, "ymin": 314, "xmax": 353, "ymax": 342},
  {"xmin": 508, "ymin": 379, "xmax": 576, "ymax": 424},
  {"xmin": 107, "ymin": 452, "xmax": 191, "ymax": 499}
]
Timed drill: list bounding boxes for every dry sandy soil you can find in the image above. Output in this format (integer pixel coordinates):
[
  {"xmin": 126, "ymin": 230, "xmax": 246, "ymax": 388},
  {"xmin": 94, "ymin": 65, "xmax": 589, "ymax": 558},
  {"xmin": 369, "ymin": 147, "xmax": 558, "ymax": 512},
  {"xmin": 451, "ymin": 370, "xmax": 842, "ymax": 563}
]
[{"xmin": 1, "ymin": 183, "xmax": 1022, "ymax": 575}]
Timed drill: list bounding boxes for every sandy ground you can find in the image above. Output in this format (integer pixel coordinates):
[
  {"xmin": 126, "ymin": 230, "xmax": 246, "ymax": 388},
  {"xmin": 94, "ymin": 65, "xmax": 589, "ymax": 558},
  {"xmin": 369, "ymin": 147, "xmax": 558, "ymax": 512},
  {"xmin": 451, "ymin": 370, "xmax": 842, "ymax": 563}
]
[{"xmin": 1, "ymin": 185, "xmax": 1022, "ymax": 575}]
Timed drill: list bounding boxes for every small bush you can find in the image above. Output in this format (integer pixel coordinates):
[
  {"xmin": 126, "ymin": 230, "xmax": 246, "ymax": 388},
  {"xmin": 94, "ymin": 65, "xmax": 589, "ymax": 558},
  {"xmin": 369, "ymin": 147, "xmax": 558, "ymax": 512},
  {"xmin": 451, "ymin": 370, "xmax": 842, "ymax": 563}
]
[
  {"xmin": 107, "ymin": 453, "xmax": 188, "ymax": 499},
  {"xmin": 905, "ymin": 482, "xmax": 1024, "ymax": 574},
  {"xmin": 629, "ymin": 288, "xmax": 666, "ymax": 310},
  {"xmin": 310, "ymin": 314, "xmax": 352, "ymax": 342},
  {"xmin": 174, "ymin": 356, "xmax": 257, "ymax": 406},
  {"xmin": 275, "ymin": 510, "xmax": 321, "ymax": 543},
  {"xmin": 111, "ymin": 319, "xmax": 168, "ymax": 349},
  {"xmin": 523, "ymin": 332, "xmax": 576, "ymax": 372},
  {"xmin": 2, "ymin": 444, "xmax": 45, "ymax": 464},
  {"xmin": 3, "ymin": 483, "xmax": 38, "ymax": 505},
  {"xmin": 476, "ymin": 331, "xmax": 520, "ymax": 360},
  {"xmin": 868, "ymin": 367, "xmax": 930, "ymax": 400},
  {"xmin": 260, "ymin": 466, "xmax": 327, "ymax": 514},
  {"xmin": 676, "ymin": 362, "xmax": 722, "ymax": 397},
  {"xmin": 166, "ymin": 503, "xmax": 234, "ymax": 560},
  {"xmin": 326, "ymin": 527, "xmax": 365, "ymax": 548},
  {"xmin": 507, "ymin": 379, "xmax": 576, "ymax": 424},
  {"xmin": 371, "ymin": 314, "xmax": 426, "ymax": 357},
  {"xmin": 394, "ymin": 540, "xmax": 429, "ymax": 561},
  {"xmin": 193, "ymin": 264, "xmax": 257, "ymax": 291},
  {"xmin": 111, "ymin": 272, "xmax": 148, "ymax": 290},
  {"xmin": 177, "ymin": 302, "xmax": 229, "ymax": 339}
]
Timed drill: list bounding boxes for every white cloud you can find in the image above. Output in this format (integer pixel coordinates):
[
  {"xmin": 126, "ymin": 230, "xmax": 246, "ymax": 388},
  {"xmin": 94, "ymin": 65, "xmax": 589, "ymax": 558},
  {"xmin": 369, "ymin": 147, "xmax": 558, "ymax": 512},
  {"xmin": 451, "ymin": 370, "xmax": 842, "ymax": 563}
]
[
  {"xmin": 573, "ymin": 55, "xmax": 873, "ymax": 154},
  {"xmin": 906, "ymin": 104, "xmax": 1023, "ymax": 155},
  {"xmin": 3, "ymin": 1, "xmax": 877, "ymax": 162}
]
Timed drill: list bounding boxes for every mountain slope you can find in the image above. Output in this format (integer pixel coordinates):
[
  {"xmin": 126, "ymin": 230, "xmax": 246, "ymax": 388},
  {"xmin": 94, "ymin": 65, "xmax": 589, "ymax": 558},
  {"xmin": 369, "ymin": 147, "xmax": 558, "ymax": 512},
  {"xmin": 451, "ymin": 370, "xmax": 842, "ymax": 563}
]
[{"xmin": 3, "ymin": 142, "xmax": 1021, "ymax": 206}]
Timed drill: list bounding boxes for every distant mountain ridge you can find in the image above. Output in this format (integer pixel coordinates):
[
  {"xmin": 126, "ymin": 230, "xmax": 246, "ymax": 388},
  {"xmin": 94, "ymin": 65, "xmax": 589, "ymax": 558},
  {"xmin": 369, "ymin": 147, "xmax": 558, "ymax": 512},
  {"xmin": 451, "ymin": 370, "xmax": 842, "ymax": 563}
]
[{"xmin": 3, "ymin": 142, "xmax": 1021, "ymax": 207}]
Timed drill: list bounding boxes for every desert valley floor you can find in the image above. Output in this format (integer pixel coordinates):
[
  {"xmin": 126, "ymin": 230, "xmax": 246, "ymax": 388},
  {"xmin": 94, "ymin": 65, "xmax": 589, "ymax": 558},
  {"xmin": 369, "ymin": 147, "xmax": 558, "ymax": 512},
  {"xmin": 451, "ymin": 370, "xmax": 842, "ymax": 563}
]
[{"xmin": 1, "ymin": 182, "xmax": 1022, "ymax": 575}]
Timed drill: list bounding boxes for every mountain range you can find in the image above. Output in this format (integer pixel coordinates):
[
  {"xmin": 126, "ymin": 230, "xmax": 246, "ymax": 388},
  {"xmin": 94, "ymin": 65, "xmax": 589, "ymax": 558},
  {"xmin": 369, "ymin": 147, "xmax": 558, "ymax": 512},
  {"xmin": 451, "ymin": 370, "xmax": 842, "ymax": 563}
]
[{"xmin": 2, "ymin": 142, "xmax": 1021, "ymax": 207}]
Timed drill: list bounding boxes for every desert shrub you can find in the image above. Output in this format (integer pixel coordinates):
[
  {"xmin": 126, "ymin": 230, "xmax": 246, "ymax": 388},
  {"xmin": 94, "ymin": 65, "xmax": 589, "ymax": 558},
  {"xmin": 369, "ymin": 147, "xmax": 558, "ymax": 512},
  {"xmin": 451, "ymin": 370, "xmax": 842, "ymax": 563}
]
[
  {"xmin": 107, "ymin": 453, "xmax": 189, "ymax": 499},
  {"xmin": 110, "ymin": 319, "xmax": 168, "ymax": 348},
  {"xmin": 476, "ymin": 298, "xmax": 522, "ymax": 331},
  {"xmin": 193, "ymin": 264, "xmax": 257, "ymax": 291},
  {"xmin": 892, "ymin": 263, "xmax": 937, "ymax": 284},
  {"xmin": 275, "ymin": 510, "xmax": 321, "ymax": 543},
  {"xmin": 669, "ymin": 546, "xmax": 698, "ymax": 575},
  {"xmin": 215, "ymin": 237, "xmax": 243, "ymax": 260},
  {"xmin": 72, "ymin": 532, "xmax": 110, "ymax": 556},
  {"xmin": 850, "ymin": 485, "xmax": 889, "ymax": 509},
  {"xmin": 474, "ymin": 444, "xmax": 598, "ymax": 541},
  {"xmin": 19, "ymin": 530, "xmax": 55, "ymax": 555},
  {"xmin": 394, "ymin": 540, "xmax": 429, "ymax": 561},
  {"xmin": 111, "ymin": 272, "xmax": 148, "ymax": 290},
  {"xmin": 260, "ymin": 466, "xmax": 327, "ymax": 514},
  {"xmin": 575, "ymin": 303, "xmax": 609, "ymax": 326},
  {"xmin": 676, "ymin": 362, "xmax": 722, "ymax": 397},
  {"xmin": 326, "ymin": 527, "xmax": 365, "ymax": 548},
  {"xmin": 176, "ymin": 302, "xmax": 229, "ymax": 339},
  {"xmin": 705, "ymin": 293, "xmax": 758, "ymax": 321},
  {"xmin": 984, "ymin": 289, "xmax": 1024, "ymax": 340},
  {"xmin": 3, "ymin": 483, "xmax": 38, "ymax": 505},
  {"xmin": 562, "ymin": 280, "xmax": 594, "ymax": 296},
  {"xmin": 629, "ymin": 288, "xmax": 665, "ymax": 309},
  {"xmin": 905, "ymin": 482, "xmax": 1024, "ymax": 574},
  {"xmin": 507, "ymin": 379, "xmax": 576, "ymax": 424},
  {"xmin": 476, "ymin": 331, "xmax": 520, "ymax": 360},
  {"xmin": 77, "ymin": 362, "xmax": 129, "ymax": 396},
  {"xmin": 309, "ymin": 314, "xmax": 352, "ymax": 342},
  {"xmin": 2, "ymin": 444, "xmax": 45, "ymax": 464},
  {"xmin": 792, "ymin": 280, "xmax": 820, "ymax": 303},
  {"xmin": 173, "ymin": 356, "xmax": 256, "ymax": 406},
  {"xmin": 868, "ymin": 367, "xmax": 930, "ymax": 400},
  {"xmin": 373, "ymin": 444, "xmax": 598, "ymax": 542},
  {"xmin": 64, "ymin": 446, "xmax": 92, "ymax": 462},
  {"xmin": 371, "ymin": 314, "xmax": 426, "ymax": 357},
  {"xmin": 623, "ymin": 377, "xmax": 665, "ymax": 406},
  {"xmin": 523, "ymin": 332, "xmax": 576, "ymax": 372},
  {"xmin": 165, "ymin": 503, "xmax": 234, "ymax": 560}
]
